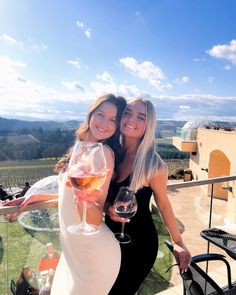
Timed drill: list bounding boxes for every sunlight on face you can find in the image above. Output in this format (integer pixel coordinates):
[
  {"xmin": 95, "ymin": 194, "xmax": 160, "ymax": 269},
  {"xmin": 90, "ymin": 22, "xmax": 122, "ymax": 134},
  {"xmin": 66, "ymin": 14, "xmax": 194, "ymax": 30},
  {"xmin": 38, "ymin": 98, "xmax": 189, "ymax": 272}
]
[
  {"xmin": 89, "ymin": 102, "xmax": 117, "ymax": 141},
  {"xmin": 120, "ymin": 101, "xmax": 146, "ymax": 139}
]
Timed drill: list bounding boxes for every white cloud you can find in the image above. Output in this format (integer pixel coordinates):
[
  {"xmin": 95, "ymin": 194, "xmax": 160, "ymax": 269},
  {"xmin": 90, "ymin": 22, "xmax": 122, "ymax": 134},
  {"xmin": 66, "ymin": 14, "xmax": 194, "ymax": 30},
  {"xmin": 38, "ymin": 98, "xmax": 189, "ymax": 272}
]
[
  {"xmin": 85, "ymin": 29, "xmax": 92, "ymax": 38},
  {"xmin": 32, "ymin": 42, "xmax": 48, "ymax": 53},
  {"xmin": 0, "ymin": 33, "xmax": 23, "ymax": 47},
  {"xmin": 225, "ymin": 64, "xmax": 231, "ymax": 70},
  {"xmin": 119, "ymin": 57, "xmax": 172, "ymax": 91},
  {"xmin": 1, "ymin": 55, "xmax": 236, "ymax": 122},
  {"xmin": 76, "ymin": 20, "xmax": 92, "ymax": 38},
  {"xmin": 91, "ymin": 71, "xmax": 143, "ymax": 98},
  {"xmin": 97, "ymin": 71, "xmax": 113, "ymax": 83},
  {"xmin": 208, "ymin": 76, "xmax": 214, "ymax": 84},
  {"xmin": 207, "ymin": 39, "xmax": 236, "ymax": 65},
  {"xmin": 76, "ymin": 21, "xmax": 84, "ymax": 28},
  {"xmin": 182, "ymin": 76, "xmax": 189, "ymax": 83},
  {"xmin": 62, "ymin": 81, "xmax": 84, "ymax": 91},
  {"xmin": 68, "ymin": 58, "xmax": 81, "ymax": 69},
  {"xmin": 179, "ymin": 105, "xmax": 190, "ymax": 109},
  {"xmin": 175, "ymin": 76, "xmax": 190, "ymax": 84}
]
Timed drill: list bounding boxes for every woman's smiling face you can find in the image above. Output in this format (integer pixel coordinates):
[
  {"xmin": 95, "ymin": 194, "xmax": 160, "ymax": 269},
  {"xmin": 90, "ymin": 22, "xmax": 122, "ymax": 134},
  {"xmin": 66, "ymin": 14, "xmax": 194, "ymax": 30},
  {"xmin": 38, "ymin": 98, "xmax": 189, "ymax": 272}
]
[
  {"xmin": 88, "ymin": 101, "xmax": 117, "ymax": 141},
  {"xmin": 120, "ymin": 101, "xmax": 146, "ymax": 139}
]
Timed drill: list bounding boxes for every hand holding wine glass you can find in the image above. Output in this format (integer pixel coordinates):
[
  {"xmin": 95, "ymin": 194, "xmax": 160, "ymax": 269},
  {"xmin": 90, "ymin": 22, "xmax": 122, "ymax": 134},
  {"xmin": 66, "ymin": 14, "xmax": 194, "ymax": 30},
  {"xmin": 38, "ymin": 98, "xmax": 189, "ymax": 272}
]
[
  {"xmin": 67, "ymin": 141, "xmax": 108, "ymax": 235},
  {"xmin": 113, "ymin": 187, "xmax": 138, "ymax": 244}
]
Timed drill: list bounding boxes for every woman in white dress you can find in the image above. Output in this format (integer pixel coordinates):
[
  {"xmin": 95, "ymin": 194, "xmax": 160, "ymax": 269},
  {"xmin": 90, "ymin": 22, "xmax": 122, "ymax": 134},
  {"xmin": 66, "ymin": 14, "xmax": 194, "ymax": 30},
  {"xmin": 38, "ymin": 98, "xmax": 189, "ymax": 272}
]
[{"xmin": 16, "ymin": 94, "xmax": 127, "ymax": 295}]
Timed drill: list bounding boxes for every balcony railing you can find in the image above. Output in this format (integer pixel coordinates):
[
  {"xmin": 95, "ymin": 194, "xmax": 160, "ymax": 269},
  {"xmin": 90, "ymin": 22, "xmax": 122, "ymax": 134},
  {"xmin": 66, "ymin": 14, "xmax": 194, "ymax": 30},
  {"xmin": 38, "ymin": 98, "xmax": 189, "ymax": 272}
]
[
  {"xmin": 176, "ymin": 127, "xmax": 197, "ymax": 141},
  {"xmin": 173, "ymin": 127, "xmax": 198, "ymax": 153},
  {"xmin": 1, "ymin": 175, "xmax": 236, "ymax": 295}
]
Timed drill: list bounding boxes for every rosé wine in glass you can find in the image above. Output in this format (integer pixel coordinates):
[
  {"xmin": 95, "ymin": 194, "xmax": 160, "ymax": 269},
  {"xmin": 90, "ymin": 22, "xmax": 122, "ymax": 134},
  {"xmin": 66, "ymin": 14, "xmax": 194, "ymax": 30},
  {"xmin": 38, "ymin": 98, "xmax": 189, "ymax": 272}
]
[{"xmin": 67, "ymin": 141, "xmax": 107, "ymax": 235}]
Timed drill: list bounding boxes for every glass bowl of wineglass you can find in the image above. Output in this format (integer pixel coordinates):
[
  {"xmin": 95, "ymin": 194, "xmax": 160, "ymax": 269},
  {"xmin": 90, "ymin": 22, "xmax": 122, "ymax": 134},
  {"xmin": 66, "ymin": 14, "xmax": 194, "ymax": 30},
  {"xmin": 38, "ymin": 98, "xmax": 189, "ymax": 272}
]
[
  {"xmin": 66, "ymin": 141, "xmax": 108, "ymax": 235},
  {"xmin": 113, "ymin": 186, "xmax": 138, "ymax": 244}
]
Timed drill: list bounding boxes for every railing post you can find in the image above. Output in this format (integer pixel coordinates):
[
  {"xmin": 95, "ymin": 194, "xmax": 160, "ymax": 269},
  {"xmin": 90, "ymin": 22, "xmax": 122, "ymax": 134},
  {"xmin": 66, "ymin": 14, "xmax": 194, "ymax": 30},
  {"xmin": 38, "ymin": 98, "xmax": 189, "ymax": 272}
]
[
  {"xmin": 205, "ymin": 183, "xmax": 214, "ymax": 276},
  {"xmin": 208, "ymin": 183, "xmax": 214, "ymax": 230}
]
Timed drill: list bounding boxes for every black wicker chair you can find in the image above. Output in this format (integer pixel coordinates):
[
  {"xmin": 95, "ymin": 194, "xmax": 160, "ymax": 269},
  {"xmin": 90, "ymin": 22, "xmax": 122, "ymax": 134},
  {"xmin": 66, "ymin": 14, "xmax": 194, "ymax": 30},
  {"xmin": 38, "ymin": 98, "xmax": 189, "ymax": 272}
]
[{"xmin": 165, "ymin": 240, "xmax": 236, "ymax": 294}]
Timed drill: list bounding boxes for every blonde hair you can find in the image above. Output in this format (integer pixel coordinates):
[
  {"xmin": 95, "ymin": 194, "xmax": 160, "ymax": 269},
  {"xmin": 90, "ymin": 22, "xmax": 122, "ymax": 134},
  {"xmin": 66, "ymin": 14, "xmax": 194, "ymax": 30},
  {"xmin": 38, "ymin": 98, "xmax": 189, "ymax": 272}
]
[{"xmin": 127, "ymin": 98, "xmax": 166, "ymax": 192}]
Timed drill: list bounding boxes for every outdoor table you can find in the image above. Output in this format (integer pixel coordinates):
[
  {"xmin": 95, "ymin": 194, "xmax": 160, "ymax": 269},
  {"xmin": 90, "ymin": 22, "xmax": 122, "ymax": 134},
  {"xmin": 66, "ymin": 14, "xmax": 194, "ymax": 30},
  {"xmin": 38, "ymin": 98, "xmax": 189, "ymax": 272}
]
[{"xmin": 201, "ymin": 228, "xmax": 236, "ymax": 260}]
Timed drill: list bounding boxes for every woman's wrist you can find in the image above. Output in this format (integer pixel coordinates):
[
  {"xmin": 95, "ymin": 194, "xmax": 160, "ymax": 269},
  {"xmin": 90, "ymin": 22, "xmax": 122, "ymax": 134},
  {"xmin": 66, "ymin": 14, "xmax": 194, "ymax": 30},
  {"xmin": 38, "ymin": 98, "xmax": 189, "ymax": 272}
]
[
  {"xmin": 103, "ymin": 202, "xmax": 112, "ymax": 215},
  {"xmin": 172, "ymin": 239, "xmax": 184, "ymax": 246}
]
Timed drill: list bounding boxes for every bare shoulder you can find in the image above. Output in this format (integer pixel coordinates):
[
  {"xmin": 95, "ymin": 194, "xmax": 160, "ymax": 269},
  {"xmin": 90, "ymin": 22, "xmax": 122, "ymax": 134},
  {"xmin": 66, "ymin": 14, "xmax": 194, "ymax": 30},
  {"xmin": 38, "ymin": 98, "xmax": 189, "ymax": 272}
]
[
  {"xmin": 103, "ymin": 145, "xmax": 115, "ymax": 159},
  {"xmin": 102, "ymin": 145, "xmax": 115, "ymax": 169},
  {"xmin": 150, "ymin": 166, "xmax": 168, "ymax": 186}
]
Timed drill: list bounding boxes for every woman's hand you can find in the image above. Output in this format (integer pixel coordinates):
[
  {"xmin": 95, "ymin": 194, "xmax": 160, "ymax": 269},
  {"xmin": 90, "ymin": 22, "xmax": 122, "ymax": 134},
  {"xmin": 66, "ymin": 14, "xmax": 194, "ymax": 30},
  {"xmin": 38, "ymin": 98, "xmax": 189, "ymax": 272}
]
[
  {"xmin": 173, "ymin": 241, "xmax": 192, "ymax": 272},
  {"xmin": 20, "ymin": 195, "xmax": 38, "ymax": 210},
  {"xmin": 106, "ymin": 205, "xmax": 129, "ymax": 223},
  {"xmin": 74, "ymin": 189, "xmax": 103, "ymax": 208},
  {"xmin": 3, "ymin": 197, "xmax": 25, "ymax": 221}
]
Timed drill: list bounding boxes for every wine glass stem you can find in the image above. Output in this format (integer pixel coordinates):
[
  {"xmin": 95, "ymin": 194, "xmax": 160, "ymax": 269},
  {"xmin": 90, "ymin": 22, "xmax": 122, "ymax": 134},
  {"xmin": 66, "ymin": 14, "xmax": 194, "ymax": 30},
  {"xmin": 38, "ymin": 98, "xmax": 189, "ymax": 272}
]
[
  {"xmin": 120, "ymin": 222, "xmax": 125, "ymax": 238},
  {"xmin": 81, "ymin": 201, "xmax": 87, "ymax": 228}
]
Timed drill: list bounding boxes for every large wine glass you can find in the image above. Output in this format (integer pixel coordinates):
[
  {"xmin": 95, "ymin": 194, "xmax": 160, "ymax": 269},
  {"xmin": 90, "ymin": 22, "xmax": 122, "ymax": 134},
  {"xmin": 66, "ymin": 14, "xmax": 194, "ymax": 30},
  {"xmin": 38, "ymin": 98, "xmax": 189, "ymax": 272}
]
[
  {"xmin": 67, "ymin": 141, "xmax": 107, "ymax": 235},
  {"xmin": 113, "ymin": 187, "xmax": 138, "ymax": 244}
]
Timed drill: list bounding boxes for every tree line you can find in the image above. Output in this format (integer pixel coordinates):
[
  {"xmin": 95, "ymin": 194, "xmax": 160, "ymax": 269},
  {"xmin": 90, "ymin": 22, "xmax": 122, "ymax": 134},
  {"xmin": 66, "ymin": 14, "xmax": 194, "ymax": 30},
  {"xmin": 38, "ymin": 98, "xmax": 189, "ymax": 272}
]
[
  {"xmin": 0, "ymin": 128, "xmax": 189, "ymax": 161},
  {"xmin": 0, "ymin": 128, "xmax": 75, "ymax": 161}
]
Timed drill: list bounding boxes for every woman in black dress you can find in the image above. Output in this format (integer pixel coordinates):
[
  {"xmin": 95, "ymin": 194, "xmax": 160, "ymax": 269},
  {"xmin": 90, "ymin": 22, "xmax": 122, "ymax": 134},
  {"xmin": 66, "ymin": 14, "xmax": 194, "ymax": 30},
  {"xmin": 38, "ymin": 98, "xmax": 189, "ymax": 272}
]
[{"xmin": 105, "ymin": 98, "xmax": 191, "ymax": 295}]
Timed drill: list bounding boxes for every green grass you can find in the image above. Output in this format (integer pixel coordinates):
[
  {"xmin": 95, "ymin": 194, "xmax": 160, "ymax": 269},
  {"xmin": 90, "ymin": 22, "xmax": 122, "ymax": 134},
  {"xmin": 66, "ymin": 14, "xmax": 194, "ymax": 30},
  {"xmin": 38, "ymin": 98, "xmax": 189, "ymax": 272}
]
[
  {"xmin": 0, "ymin": 206, "xmax": 173, "ymax": 295},
  {"xmin": 0, "ymin": 216, "xmax": 60, "ymax": 295},
  {"xmin": 137, "ymin": 205, "xmax": 173, "ymax": 295}
]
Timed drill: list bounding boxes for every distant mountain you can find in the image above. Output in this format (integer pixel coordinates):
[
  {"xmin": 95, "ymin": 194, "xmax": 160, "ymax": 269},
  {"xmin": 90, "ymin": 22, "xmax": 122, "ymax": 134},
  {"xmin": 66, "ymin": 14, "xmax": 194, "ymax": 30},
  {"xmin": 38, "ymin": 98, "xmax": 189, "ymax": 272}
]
[
  {"xmin": 0, "ymin": 116, "xmax": 187, "ymax": 135},
  {"xmin": 0, "ymin": 117, "xmax": 81, "ymax": 132}
]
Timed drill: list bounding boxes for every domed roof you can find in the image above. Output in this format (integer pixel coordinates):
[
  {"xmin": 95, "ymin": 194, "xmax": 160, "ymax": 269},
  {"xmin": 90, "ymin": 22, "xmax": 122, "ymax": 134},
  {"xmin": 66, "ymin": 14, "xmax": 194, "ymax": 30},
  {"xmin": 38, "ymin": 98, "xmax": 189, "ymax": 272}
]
[{"xmin": 182, "ymin": 119, "xmax": 208, "ymax": 130}]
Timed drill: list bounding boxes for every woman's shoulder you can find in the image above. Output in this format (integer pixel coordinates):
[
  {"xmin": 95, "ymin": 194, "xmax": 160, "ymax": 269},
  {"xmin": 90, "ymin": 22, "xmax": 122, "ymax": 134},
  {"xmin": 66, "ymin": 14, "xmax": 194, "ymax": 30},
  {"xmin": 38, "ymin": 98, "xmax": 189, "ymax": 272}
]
[
  {"xmin": 102, "ymin": 144, "xmax": 115, "ymax": 159},
  {"xmin": 149, "ymin": 164, "xmax": 168, "ymax": 184}
]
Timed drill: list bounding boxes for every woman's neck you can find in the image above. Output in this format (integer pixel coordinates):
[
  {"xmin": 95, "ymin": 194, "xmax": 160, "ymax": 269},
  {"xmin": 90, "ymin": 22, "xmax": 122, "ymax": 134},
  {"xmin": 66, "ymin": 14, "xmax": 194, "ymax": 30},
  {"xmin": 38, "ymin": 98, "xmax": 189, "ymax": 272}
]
[
  {"xmin": 124, "ymin": 138, "xmax": 139, "ymax": 156},
  {"xmin": 86, "ymin": 132, "xmax": 97, "ymax": 142}
]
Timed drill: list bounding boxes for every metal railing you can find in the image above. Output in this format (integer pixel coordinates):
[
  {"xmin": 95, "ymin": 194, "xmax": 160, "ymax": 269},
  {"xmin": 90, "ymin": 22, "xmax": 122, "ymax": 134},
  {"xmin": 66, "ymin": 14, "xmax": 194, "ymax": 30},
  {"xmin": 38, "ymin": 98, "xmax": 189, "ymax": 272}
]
[
  {"xmin": 176, "ymin": 127, "xmax": 197, "ymax": 141},
  {"xmin": 1, "ymin": 175, "xmax": 236, "ymax": 295},
  {"xmin": 2, "ymin": 174, "xmax": 235, "ymax": 215}
]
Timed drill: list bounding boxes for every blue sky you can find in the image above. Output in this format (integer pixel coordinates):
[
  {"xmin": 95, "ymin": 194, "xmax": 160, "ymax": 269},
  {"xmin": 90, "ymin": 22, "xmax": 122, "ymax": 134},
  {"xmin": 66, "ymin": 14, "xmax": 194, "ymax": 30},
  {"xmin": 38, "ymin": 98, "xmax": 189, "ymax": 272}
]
[{"xmin": 0, "ymin": 0, "xmax": 236, "ymax": 122}]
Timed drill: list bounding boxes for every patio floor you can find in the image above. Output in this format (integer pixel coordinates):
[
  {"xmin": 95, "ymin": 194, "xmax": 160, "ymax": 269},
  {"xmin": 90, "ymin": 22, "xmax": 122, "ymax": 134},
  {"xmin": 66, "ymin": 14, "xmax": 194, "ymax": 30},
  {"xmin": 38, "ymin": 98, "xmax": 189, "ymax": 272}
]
[{"xmin": 155, "ymin": 181, "xmax": 236, "ymax": 294}]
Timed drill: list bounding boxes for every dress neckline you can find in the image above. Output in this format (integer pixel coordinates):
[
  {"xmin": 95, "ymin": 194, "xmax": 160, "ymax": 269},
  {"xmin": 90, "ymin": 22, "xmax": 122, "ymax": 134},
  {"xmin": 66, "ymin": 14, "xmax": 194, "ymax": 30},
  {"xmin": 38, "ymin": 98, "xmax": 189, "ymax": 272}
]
[{"xmin": 115, "ymin": 175, "xmax": 130, "ymax": 184}]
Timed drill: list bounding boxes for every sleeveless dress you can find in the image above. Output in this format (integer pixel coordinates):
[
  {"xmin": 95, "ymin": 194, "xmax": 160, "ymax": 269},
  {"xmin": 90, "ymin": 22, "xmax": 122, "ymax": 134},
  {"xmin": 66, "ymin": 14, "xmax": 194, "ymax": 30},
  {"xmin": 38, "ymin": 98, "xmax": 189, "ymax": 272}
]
[
  {"xmin": 51, "ymin": 174, "xmax": 121, "ymax": 295},
  {"xmin": 105, "ymin": 176, "xmax": 159, "ymax": 295}
]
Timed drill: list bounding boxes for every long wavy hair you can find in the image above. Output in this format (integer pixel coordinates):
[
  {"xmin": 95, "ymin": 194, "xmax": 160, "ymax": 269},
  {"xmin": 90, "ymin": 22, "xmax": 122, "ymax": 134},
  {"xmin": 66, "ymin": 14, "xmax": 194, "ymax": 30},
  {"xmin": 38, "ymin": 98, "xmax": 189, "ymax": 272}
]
[
  {"xmin": 55, "ymin": 94, "xmax": 127, "ymax": 172},
  {"xmin": 126, "ymin": 98, "xmax": 166, "ymax": 192},
  {"xmin": 16, "ymin": 265, "xmax": 31, "ymax": 284}
]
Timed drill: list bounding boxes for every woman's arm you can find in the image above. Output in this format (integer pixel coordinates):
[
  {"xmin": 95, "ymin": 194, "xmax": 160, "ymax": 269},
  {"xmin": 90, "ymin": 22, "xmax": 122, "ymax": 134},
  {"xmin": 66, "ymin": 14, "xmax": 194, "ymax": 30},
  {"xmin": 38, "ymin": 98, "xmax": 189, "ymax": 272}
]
[
  {"xmin": 3, "ymin": 194, "xmax": 58, "ymax": 222},
  {"xmin": 150, "ymin": 167, "xmax": 191, "ymax": 271},
  {"xmin": 20, "ymin": 194, "xmax": 58, "ymax": 210}
]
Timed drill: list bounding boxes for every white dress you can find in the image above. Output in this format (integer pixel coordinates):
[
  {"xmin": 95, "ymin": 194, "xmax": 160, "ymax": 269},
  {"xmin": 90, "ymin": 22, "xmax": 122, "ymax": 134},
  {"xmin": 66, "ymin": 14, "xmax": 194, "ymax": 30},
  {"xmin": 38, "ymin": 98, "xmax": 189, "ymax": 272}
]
[{"xmin": 51, "ymin": 175, "xmax": 121, "ymax": 295}]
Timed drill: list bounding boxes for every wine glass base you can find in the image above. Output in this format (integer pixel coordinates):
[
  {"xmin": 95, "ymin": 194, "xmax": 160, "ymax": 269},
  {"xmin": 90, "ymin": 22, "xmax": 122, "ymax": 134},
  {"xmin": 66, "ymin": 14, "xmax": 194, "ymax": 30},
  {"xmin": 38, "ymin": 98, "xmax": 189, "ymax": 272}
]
[
  {"xmin": 114, "ymin": 232, "xmax": 131, "ymax": 244},
  {"xmin": 67, "ymin": 223, "xmax": 100, "ymax": 235}
]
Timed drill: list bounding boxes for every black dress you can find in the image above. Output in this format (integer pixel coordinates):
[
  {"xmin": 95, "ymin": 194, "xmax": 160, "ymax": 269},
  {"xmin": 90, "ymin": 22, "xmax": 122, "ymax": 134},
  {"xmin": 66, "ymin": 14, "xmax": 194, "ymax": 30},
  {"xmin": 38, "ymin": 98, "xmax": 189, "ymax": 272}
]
[{"xmin": 105, "ymin": 176, "xmax": 159, "ymax": 295}]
